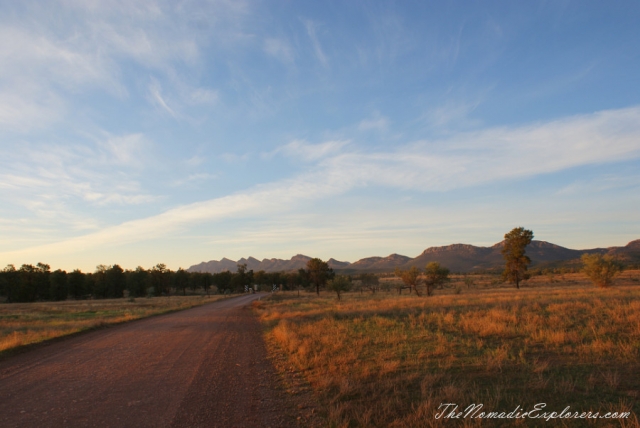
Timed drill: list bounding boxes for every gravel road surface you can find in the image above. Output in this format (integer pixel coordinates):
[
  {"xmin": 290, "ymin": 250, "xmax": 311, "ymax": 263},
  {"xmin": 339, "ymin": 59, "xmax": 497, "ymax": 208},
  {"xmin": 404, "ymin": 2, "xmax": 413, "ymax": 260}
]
[{"xmin": 0, "ymin": 294, "xmax": 299, "ymax": 428}]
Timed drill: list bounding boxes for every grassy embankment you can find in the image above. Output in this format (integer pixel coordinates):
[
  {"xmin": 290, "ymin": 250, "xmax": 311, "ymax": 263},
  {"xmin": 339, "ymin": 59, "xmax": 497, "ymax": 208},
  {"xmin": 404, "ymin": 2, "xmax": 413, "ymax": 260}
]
[
  {"xmin": 0, "ymin": 295, "xmax": 226, "ymax": 356},
  {"xmin": 255, "ymin": 271, "xmax": 640, "ymax": 427}
]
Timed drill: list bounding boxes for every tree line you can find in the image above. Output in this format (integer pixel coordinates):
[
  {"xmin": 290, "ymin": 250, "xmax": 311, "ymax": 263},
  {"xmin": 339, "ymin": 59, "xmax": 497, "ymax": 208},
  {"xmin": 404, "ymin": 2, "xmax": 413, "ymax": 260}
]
[{"xmin": 0, "ymin": 261, "xmax": 334, "ymax": 303}]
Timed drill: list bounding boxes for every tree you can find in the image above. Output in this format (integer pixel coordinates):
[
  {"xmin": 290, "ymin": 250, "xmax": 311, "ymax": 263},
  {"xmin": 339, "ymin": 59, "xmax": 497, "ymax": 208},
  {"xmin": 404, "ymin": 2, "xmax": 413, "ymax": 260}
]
[
  {"xmin": 296, "ymin": 269, "xmax": 309, "ymax": 295},
  {"xmin": 395, "ymin": 266, "xmax": 422, "ymax": 296},
  {"xmin": 127, "ymin": 267, "xmax": 149, "ymax": 297},
  {"xmin": 174, "ymin": 268, "xmax": 189, "ymax": 295},
  {"xmin": 67, "ymin": 269, "xmax": 86, "ymax": 299},
  {"xmin": 212, "ymin": 271, "xmax": 232, "ymax": 294},
  {"xmin": 360, "ymin": 273, "xmax": 379, "ymax": 294},
  {"xmin": 34, "ymin": 263, "xmax": 51, "ymax": 301},
  {"xmin": 254, "ymin": 270, "xmax": 268, "ymax": 289},
  {"xmin": 327, "ymin": 275, "xmax": 352, "ymax": 301},
  {"xmin": 267, "ymin": 272, "xmax": 284, "ymax": 291},
  {"xmin": 232, "ymin": 263, "xmax": 253, "ymax": 293},
  {"xmin": 106, "ymin": 264, "xmax": 126, "ymax": 298},
  {"xmin": 92, "ymin": 265, "xmax": 109, "ymax": 298},
  {"xmin": 190, "ymin": 272, "xmax": 213, "ymax": 296},
  {"xmin": 306, "ymin": 258, "xmax": 334, "ymax": 296},
  {"xmin": 581, "ymin": 254, "xmax": 623, "ymax": 288},
  {"xmin": 49, "ymin": 269, "xmax": 68, "ymax": 301},
  {"xmin": 1, "ymin": 264, "xmax": 18, "ymax": 302},
  {"xmin": 202, "ymin": 273, "xmax": 214, "ymax": 295},
  {"xmin": 501, "ymin": 227, "xmax": 534, "ymax": 289},
  {"xmin": 290, "ymin": 270, "xmax": 305, "ymax": 296},
  {"xmin": 424, "ymin": 262, "xmax": 450, "ymax": 296},
  {"xmin": 149, "ymin": 263, "xmax": 171, "ymax": 296}
]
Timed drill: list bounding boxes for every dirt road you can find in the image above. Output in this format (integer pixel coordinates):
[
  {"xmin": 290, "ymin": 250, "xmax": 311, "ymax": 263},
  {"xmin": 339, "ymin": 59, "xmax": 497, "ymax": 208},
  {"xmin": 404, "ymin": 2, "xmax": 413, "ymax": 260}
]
[{"xmin": 0, "ymin": 294, "xmax": 299, "ymax": 428}]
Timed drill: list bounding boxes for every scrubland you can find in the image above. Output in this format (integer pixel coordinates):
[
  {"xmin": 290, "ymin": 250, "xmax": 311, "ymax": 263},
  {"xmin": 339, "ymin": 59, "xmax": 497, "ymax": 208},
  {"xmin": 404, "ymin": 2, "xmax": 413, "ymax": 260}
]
[
  {"xmin": 255, "ymin": 272, "xmax": 640, "ymax": 427},
  {"xmin": 0, "ymin": 295, "xmax": 225, "ymax": 355}
]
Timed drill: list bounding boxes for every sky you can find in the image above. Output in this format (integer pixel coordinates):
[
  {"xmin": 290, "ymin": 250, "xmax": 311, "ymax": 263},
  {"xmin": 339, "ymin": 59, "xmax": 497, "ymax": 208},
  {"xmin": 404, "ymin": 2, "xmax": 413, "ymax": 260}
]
[{"xmin": 1, "ymin": 0, "xmax": 640, "ymax": 272}]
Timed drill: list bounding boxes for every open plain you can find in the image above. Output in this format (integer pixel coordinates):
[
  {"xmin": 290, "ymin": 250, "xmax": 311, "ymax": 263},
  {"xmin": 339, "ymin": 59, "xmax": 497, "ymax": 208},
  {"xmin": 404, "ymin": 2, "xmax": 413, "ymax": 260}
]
[{"xmin": 256, "ymin": 276, "xmax": 640, "ymax": 427}]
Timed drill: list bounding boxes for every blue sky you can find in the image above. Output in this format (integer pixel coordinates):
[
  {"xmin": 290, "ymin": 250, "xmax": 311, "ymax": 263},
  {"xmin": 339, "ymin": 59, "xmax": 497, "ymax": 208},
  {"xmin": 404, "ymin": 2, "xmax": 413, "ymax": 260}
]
[{"xmin": 1, "ymin": 1, "xmax": 640, "ymax": 271}]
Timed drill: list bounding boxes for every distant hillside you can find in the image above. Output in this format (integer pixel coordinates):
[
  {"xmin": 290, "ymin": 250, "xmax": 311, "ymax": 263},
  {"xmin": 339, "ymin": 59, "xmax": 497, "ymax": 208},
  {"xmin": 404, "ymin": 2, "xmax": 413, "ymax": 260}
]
[
  {"xmin": 188, "ymin": 257, "xmax": 238, "ymax": 273},
  {"xmin": 400, "ymin": 240, "xmax": 609, "ymax": 272},
  {"xmin": 187, "ymin": 239, "xmax": 639, "ymax": 274},
  {"xmin": 187, "ymin": 254, "xmax": 350, "ymax": 274},
  {"xmin": 347, "ymin": 254, "xmax": 412, "ymax": 271},
  {"xmin": 608, "ymin": 239, "xmax": 640, "ymax": 263}
]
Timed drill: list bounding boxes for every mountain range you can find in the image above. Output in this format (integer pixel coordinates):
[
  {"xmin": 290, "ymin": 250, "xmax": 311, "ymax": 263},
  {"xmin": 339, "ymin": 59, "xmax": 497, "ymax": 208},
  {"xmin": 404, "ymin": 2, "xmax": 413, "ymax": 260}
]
[{"xmin": 187, "ymin": 239, "xmax": 640, "ymax": 274}]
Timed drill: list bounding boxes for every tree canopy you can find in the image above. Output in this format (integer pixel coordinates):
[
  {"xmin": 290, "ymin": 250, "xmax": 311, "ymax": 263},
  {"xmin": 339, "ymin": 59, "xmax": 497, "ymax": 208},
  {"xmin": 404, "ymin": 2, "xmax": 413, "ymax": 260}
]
[
  {"xmin": 306, "ymin": 258, "xmax": 334, "ymax": 295},
  {"xmin": 394, "ymin": 266, "xmax": 422, "ymax": 296},
  {"xmin": 327, "ymin": 275, "xmax": 352, "ymax": 300},
  {"xmin": 424, "ymin": 262, "xmax": 450, "ymax": 296},
  {"xmin": 501, "ymin": 227, "xmax": 534, "ymax": 289}
]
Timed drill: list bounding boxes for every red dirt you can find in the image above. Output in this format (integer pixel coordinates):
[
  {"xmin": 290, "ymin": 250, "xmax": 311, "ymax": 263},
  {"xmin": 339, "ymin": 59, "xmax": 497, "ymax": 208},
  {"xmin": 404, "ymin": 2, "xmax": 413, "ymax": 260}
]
[{"xmin": 0, "ymin": 294, "xmax": 301, "ymax": 428}]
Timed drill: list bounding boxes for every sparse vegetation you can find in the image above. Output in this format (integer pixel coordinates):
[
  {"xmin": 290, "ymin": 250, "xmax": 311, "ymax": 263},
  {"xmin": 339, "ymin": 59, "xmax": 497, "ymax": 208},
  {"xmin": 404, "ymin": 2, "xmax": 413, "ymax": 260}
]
[
  {"xmin": 0, "ymin": 295, "xmax": 226, "ymax": 355},
  {"xmin": 463, "ymin": 275, "xmax": 474, "ymax": 289},
  {"xmin": 256, "ymin": 279, "xmax": 640, "ymax": 427}
]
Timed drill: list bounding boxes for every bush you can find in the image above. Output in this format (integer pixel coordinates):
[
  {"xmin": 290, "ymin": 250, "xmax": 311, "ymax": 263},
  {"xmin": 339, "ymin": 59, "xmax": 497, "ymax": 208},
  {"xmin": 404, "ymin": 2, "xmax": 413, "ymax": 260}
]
[{"xmin": 581, "ymin": 254, "xmax": 623, "ymax": 288}]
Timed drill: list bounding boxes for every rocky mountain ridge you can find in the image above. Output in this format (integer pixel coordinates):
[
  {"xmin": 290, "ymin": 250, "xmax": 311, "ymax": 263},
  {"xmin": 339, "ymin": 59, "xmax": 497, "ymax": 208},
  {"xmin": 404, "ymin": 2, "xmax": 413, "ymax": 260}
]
[{"xmin": 187, "ymin": 239, "xmax": 640, "ymax": 274}]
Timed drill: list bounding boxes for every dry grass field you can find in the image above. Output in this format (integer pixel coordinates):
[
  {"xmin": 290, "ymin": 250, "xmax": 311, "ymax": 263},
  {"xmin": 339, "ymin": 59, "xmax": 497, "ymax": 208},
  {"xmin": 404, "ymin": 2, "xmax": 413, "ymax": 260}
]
[
  {"xmin": 255, "ymin": 271, "xmax": 640, "ymax": 427},
  {"xmin": 0, "ymin": 295, "xmax": 226, "ymax": 356}
]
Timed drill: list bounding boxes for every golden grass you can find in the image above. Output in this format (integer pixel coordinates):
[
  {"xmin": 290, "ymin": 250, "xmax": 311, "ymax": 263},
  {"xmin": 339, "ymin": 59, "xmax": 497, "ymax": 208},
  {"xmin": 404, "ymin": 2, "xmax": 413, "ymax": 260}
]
[
  {"xmin": 255, "ymin": 280, "xmax": 640, "ymax": 427},
  {"xmin": 0, "ymin": 295, "xmax": 226, "ymax": 355}
]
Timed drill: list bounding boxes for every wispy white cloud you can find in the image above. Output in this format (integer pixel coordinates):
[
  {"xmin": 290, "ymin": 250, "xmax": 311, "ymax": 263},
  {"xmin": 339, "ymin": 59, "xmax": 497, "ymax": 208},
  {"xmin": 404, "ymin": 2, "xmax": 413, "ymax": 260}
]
[
  {"xmin": 3, "ymin": 106, "xmax": 640, "ymax": 262},
  {"xmin": 0, "ymin": 174, "xmax": 51, "ymax": 190},
  {"xmin": 0, "ymin": 24, "xmax": 121, "ymax": 131},
  {"xmin": 188, "ymin": 87, "xmax": 218, "ymax": 105},
  {"xmin": 555, "ymin": 172, "xmax": 640, "ymax": 196},
  {"xmin": 148, "ymin": 79, "xmax": 178, "ymax": 118},
  {"xmin": 422, "ymin": 99, "xmax": 483, "ymax": 129},
  {"xmin": 98, "ymin": 133, "xmax": 150, "ymax": 167},
  {"xmin": 184, "ymin": 155, "xmax": 206, "ymax": 167},
  {"xmin": 0, "ymin": 0, "xmax": 250, "ymax": 131},
  {"xmin": 0, "ymin": 90, "xmax": 63, "ymax": 132},
  {"xmin": 266, "ymin": 140, "xmax": 349, "ymax": 162},
  {"xmin": 219, "ymin": 152, "xmax": 252, "ymax": 163},
  {"xmin": 171, "ymin": 173, "xmax": 217, "ymax": 188},
  {"xmin": 0, "ymin": 174, "xmax": 344, "ymax": 259},
  {"xmin": 264, "ymin": 37, "xmax": 294, "ymax": 65},
  {"xmin": 358, "ymin": 113, "xmax": 389, "ymax": 132},
  {"xmin": 303, "ymin": 20, "xmax": 328, "ymax": 68},
  {"xmin": 0, "ymin": 133, "xmax": 158, "ymax": 215},
  {"xmin": 0, "ymin": 26, "xmax": 119, "ymax": 89},
  {"xmin": 326, "ymin": 106, "xmax": 640, "ymax": 191}
]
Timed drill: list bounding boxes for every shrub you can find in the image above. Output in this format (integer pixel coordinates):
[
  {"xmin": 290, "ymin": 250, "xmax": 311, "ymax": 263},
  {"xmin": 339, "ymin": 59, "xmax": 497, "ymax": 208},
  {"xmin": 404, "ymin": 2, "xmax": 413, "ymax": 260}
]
[{"xmin": 581, "ymin": 254, "xmax": 623, "ymax": 288}]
